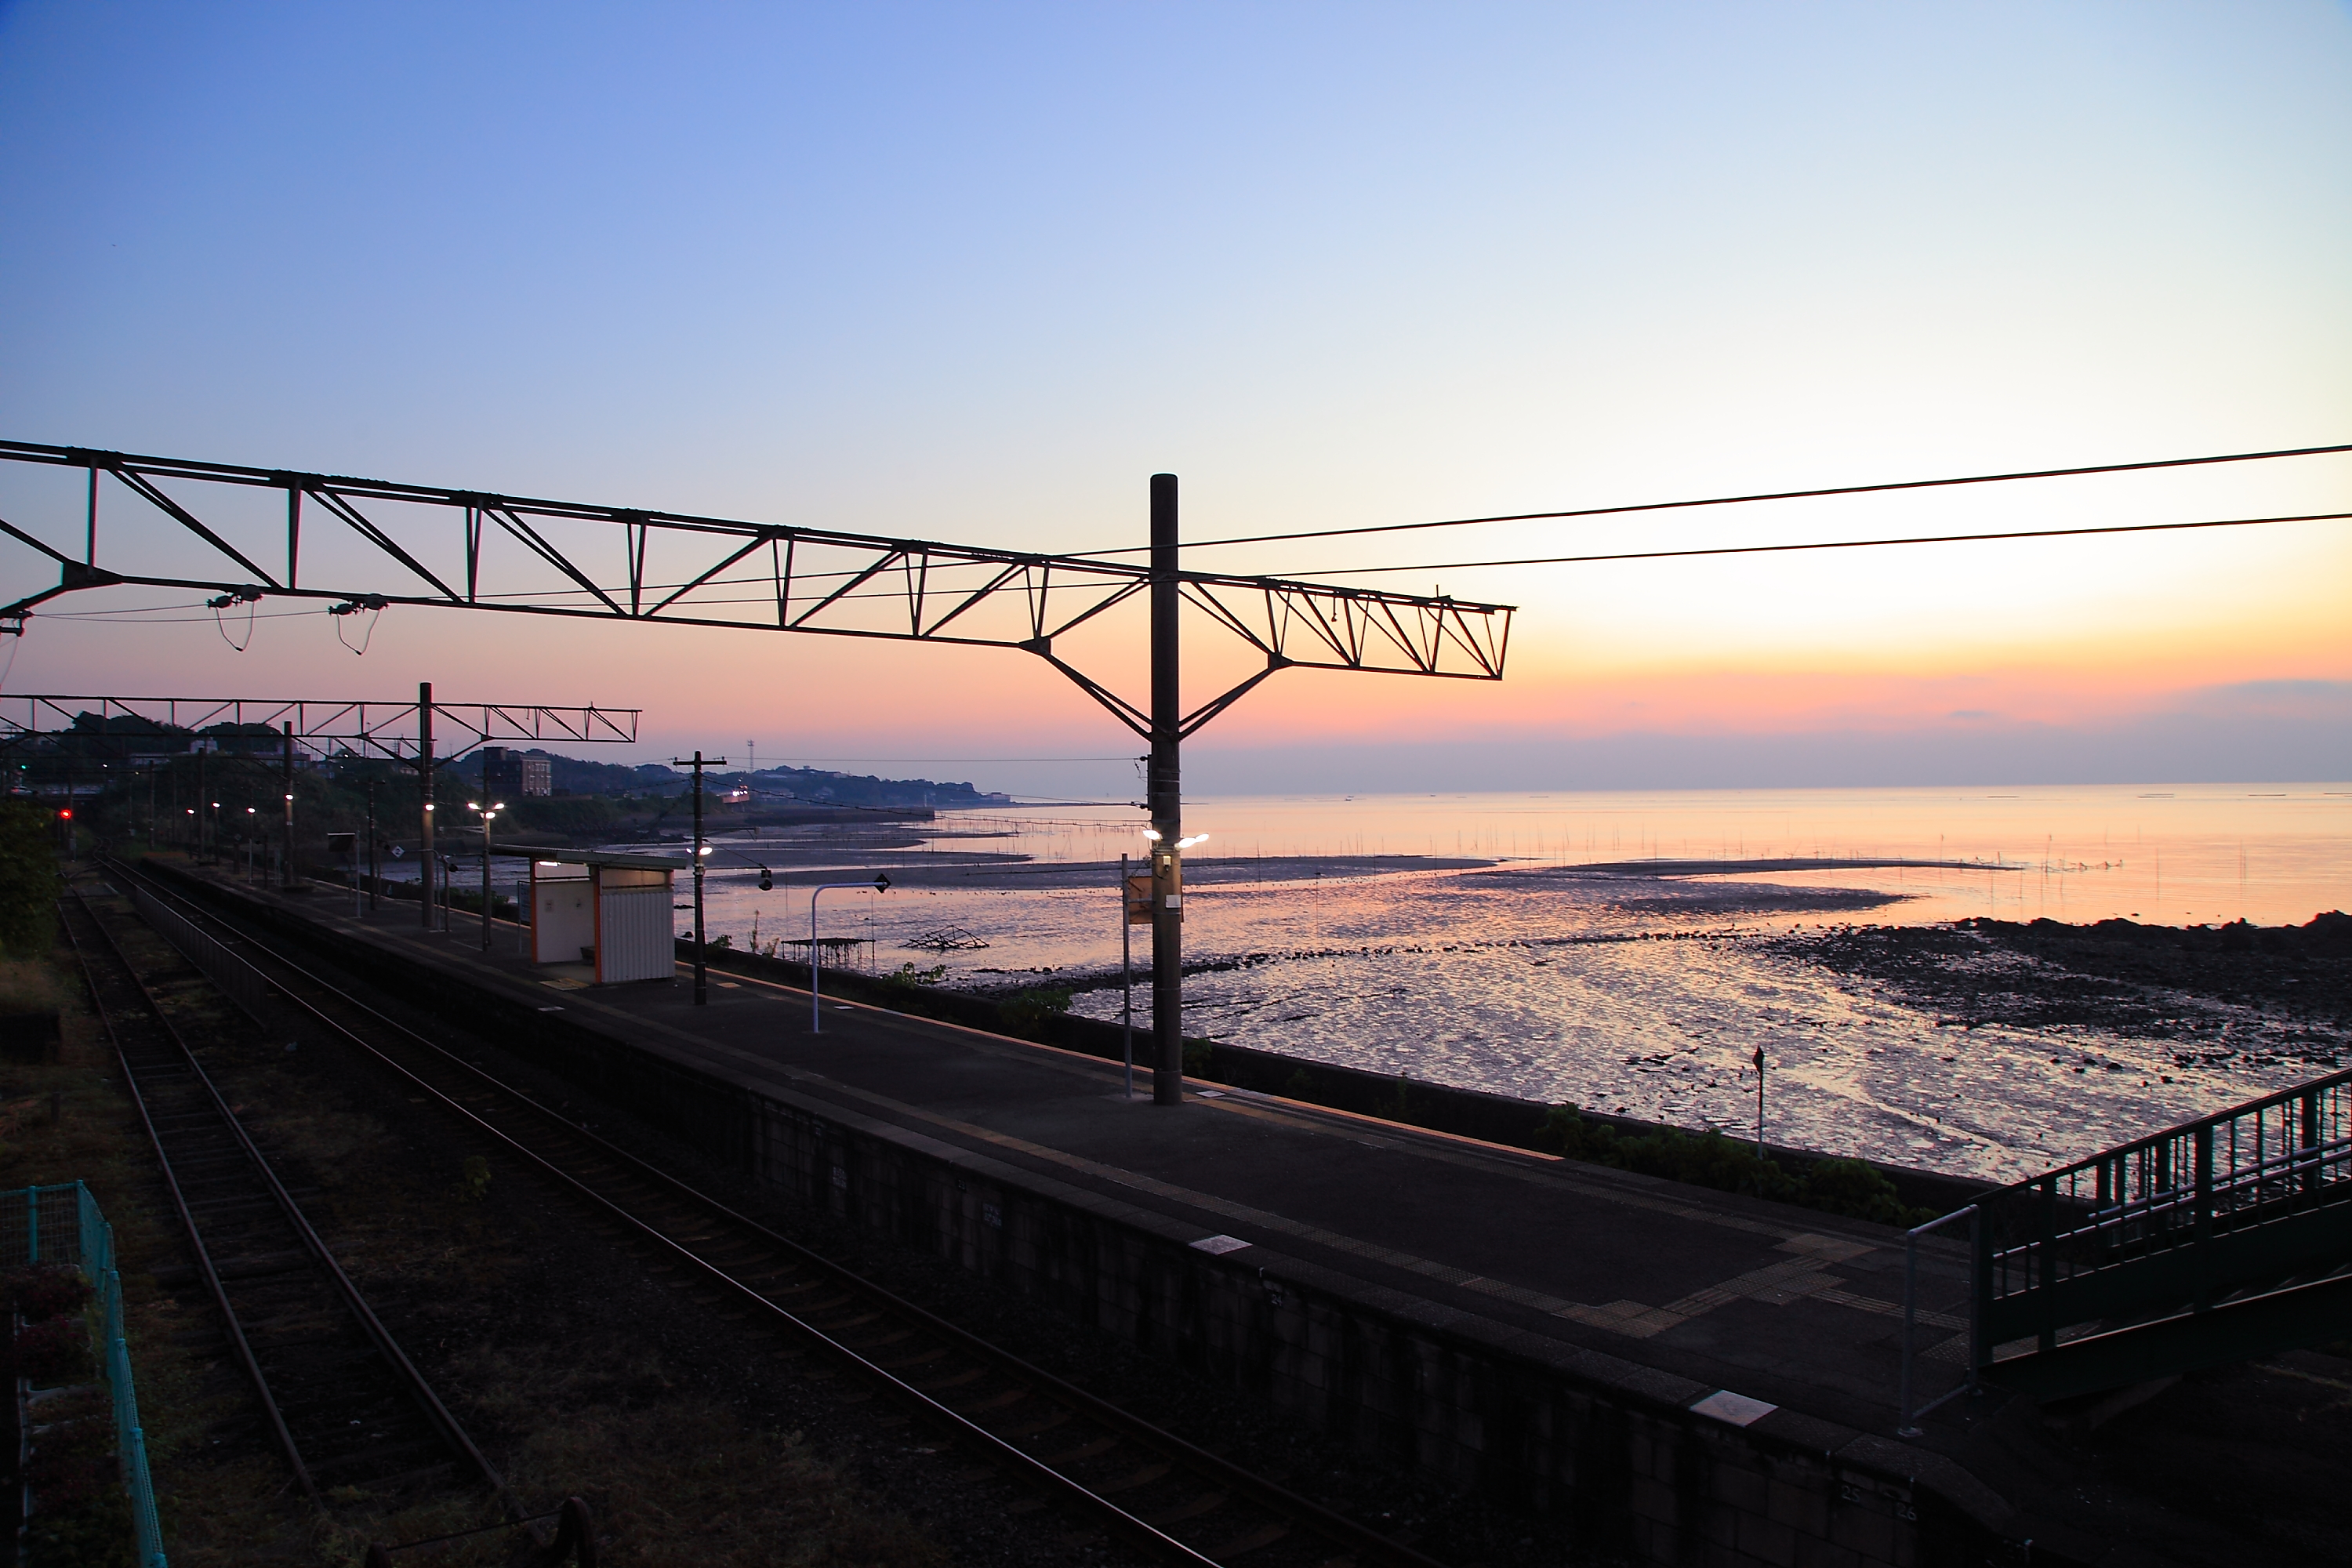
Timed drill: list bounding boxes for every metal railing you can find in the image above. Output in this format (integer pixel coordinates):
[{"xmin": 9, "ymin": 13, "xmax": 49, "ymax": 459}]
[
  {"xmin": 2, "ymin": 1181, "xmax": 168, "ymax": 1567},
  {"xmin": 1896, "ymin": 1203, "xmax": 1980, "ymax": 1436},
  {"xmin": 122, "ymin": 877, "xmax": 275, "ymax": 1020},
  {"xmin": 1977, "ymin": 1068, "xmax": 2352, "ymax": 1353}
]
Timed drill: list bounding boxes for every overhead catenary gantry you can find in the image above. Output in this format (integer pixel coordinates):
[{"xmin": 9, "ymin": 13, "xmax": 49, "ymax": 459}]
[
  {"xmin": 0, "ymin": 691, "xmax": 638, "ymax": 761},
  {"xmin": 2, "ymin": 688, "xmax": 638, "ymax": 906},
  {"xmin": 0, "ymin": 439, "xmax": 1515, "ymax": 1104}
]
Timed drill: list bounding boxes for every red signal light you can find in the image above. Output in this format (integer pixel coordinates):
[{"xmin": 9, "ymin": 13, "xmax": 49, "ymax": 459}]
[{"xmin": 57, "ymin": 808, "xmax": 71, "ymax": 820}]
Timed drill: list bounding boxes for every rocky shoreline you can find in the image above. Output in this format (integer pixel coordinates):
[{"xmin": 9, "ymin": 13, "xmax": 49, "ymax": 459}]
[{"xmin": 1769, "ymin": 911, "xmax": 2352, "ymax": 1073}]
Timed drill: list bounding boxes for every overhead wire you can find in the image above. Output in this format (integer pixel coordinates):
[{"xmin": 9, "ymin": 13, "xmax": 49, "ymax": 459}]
[
  {"xmin": 1069, "ymin": 439, "xmax": 2352, "ymax": 556},
  {"xmin": 1260, "ymin": 509, "xmax": 2352, "ymax": 579}
]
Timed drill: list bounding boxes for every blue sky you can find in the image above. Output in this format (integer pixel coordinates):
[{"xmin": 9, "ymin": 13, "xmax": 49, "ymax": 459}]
[{"xmin": 2, "ymin": 2, "xmax": 2347, "ymax": 791}]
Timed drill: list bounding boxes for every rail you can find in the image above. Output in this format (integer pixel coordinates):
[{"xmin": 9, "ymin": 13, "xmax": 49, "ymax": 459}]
[
  {"xmin": 114, "ymin": 855, "xmax": 1449, "ymax": 1568},
  {"xmin": 1, "ymin": 1181, "xmax": 168, "ymax": 1568},
  {"xmin": 67, "ymin": 879, "xmax": 514, "ymax": 1517}
]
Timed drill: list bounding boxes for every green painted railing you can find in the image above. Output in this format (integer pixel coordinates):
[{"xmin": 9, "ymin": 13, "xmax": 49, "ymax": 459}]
[{"xmin": 2, "ymin": 1181, "xmax": 166, "ymax": 1567}]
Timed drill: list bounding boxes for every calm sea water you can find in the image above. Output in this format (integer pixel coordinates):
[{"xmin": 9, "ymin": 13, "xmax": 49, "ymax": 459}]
[{"xmin": 521, "ymin": 786, "xmax": 2352, "ymax": 1182}]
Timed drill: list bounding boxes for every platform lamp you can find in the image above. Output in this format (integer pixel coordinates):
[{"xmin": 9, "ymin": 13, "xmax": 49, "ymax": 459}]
[
  {"xmin": 468, "ymin": 800, "xmax": 505, "ymax": 952},
  {"xmin": 809, "ymin": 872, "xmax": 893, "ymax": 1034}
]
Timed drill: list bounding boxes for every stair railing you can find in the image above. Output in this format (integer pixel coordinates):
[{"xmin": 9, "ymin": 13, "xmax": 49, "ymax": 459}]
[
  {"xmin": 1896, "ymin": 1202, "xmax": 1980, "ymax": 1436},
  {"xmin": 1978, "ymin": 1068, "xmax": 2350, "ymax": 1359}
]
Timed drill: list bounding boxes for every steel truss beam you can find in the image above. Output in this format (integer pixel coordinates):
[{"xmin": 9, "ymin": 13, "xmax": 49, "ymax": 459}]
[
  {"xmin": 0, "ymin": 441, "xmax": 1512, "ymax": 735},
  {"xmin": 0, "ymin": 694, "xmax": 638, "ymax": 764}
]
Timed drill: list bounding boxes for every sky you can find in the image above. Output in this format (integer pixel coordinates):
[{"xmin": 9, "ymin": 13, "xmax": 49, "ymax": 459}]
[{"xmin": 2, "ymin": 2, "xmax": 2347, "ymax": 797}]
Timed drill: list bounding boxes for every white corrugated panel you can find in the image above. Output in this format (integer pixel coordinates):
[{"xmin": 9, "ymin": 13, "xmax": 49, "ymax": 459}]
[
  {"xmin": 596, "ymin": 880, "xmax": 675, "ymax": 983},
  {"xmin": 532, "ymin": 866, "xmax": 594, "ymax": 965}
]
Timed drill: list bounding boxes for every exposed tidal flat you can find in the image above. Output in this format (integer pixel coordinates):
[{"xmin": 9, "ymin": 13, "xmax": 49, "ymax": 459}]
[{"xmin": 653, "ymin": 785, "xmax": 2348, "ymax": 1185}]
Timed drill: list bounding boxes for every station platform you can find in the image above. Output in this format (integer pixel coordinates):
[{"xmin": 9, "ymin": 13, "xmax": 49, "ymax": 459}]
[{"xmin": 154, "ymin": 864, "xmax": 2089, "ymax": 1562}]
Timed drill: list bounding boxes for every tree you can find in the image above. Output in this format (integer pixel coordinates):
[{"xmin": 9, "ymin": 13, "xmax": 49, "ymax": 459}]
[{"xmin": 0, "ymin": 800, "xmax": 62, "ymax": 956}]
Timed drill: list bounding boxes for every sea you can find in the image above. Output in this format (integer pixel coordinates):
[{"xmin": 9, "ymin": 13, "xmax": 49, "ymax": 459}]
[{"xmin": 453, "ymin": 785, "xmax": 2350, "ymax": 1184}]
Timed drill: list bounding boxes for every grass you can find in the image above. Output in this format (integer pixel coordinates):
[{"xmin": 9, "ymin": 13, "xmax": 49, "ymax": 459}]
[{"xmin": 0, "ymin": 955, "xmax": 64, "ymax": 1015}]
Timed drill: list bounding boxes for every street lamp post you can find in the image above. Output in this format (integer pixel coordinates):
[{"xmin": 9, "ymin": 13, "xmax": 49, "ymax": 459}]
[
  {"xmin": 468, "ymin": 800, "xmax": 504, "ymax": 952},
  {"xmin": 808, "ymin": 874, "xmax": 892, "ymax": 1034}
]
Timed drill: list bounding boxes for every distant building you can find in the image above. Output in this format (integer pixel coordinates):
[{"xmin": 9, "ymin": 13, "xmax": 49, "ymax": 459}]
[{"xmin": 481, "ymin": 746, "xmax": 554, "ymax": 799}]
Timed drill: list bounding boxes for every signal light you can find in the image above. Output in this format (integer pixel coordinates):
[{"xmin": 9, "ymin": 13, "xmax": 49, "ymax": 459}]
[
  {"xmin": 57, "ymin": 808, "xmax": 71, "ymax": 820},
  {"xmin": 757, "ymin": 866, "xmax": 773, "ymax": 891}
]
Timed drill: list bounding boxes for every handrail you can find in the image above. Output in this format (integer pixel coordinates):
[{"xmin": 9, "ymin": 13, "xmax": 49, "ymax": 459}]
[
  {"xmin": 1896, "ymin": 1203, "xmax": 1979, "ymax": 1436},
  {"xmin": 2031, "ymin": 1065, "xmax": 2351, "ymax": 1191},
  {"xmin": 1980, "ymin": 1070, "xmax": 2350, "ymax": 1307}
]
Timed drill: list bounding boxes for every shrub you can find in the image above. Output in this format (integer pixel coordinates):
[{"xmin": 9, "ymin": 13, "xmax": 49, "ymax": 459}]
[
  {"xmin": 459, "ymin": 1155, "xmax": 492, "ymax": 1203},
  {"xmin": 1796, "ymin": 1157, "xmax": 1918, "ymax": 1226},
  {"xmin": 21, "ymin": 1387, "xmax": 129, "ymax": 1568},
  {"xmin": 0, "ymin": 800, "xmax": 61, "ymax": 956},
  {"xmin": 882, "ymin": 962, "xmax": 946, "ymax": 991},
  {"xmin": 1000, "ymin": 986, "xmax": 1073, "ymax": 1039},
  {"xmin": 0, "ymin": 957, "xmax": 62, "ymax": 1016},
  {"xmin": 1535, "ymin": 1104, "xmax": 1931, "ymax": 1225},
  {"xmin": 5, "ymin": 1264, "xmax": 93, "ymax": 1323},
  {"xmin": 14, "ymin": 1313, "xmax": 91, "ymax": 1386}
]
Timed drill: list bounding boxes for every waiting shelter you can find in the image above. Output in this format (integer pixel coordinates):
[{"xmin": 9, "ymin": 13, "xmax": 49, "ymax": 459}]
[{"xmin": 526, "ymin": 848, "xmax": 688, "ymax": 984}]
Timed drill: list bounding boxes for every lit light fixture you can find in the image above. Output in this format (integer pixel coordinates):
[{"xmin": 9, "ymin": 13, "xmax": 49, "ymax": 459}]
[
  {"xmin": 1175, "ymin": 833, "xmax": 1209, "ymax": 851},
  {"xmin": 1140, "ymin": 828, "xmax": 1162, "ymax": 841},
  {"xmin": 535, "ymin": 860, "xmax": 560, "ymax": 869},
  {"xmin": 697, "ymin": 845, "xmax": 713, "ymax": 855}
]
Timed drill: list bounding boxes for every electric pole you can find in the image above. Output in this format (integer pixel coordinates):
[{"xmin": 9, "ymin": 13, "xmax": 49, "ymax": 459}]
[
  {"xmin": 365, "ymin": 779, "xmax": 377, "ymax": 913},
  {"xmin": 1149, "ymin": 474, "xmax": 1184, "ymax": 1105},
  {"xmin": 671, "ymin": 751, "xmax": 727, "ymax": 1005},
  {"xmin": 418, "ymin": 682, "xmax": 435, "ymax": 930},
  {"xmin": 280, "ymin": 722, "xmax": 296, "ymax": 889}
]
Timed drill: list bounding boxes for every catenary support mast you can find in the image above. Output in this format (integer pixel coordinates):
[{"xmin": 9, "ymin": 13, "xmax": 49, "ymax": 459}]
[
  {"xmin": 1149, "ymin": 474, "xmax": 1184, "ymax": 1105},
  {"xmin": 418, "ymin": 682, "xmax": 434, "ymax": 930}
]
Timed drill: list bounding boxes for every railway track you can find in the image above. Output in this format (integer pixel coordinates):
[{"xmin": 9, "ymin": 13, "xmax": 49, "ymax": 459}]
[
  {"xmin": 57, "ymin": 878, "xmax": 510, "ymax": 1510},
  {"xmin": 108, "ymin": 855, "xmax": 1453, "ymax": 1568}
]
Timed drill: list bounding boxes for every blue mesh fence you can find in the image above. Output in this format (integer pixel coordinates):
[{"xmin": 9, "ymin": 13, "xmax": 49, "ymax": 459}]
[{"xmin": 3, "ymin": 1181, "xmax": 168, "ymax": 1566}]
